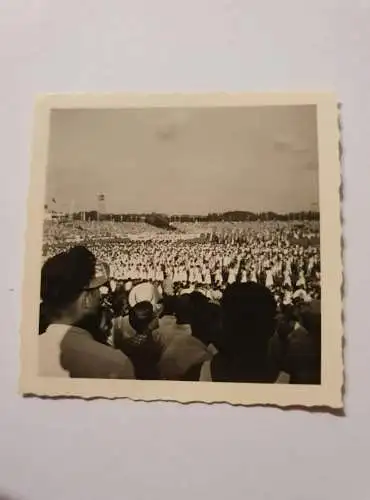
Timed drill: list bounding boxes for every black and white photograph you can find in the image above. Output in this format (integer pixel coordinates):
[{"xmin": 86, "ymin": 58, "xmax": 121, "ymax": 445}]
[{"xmin": 20, "ymin": 93, "xmax": 342, "ymax": 407}]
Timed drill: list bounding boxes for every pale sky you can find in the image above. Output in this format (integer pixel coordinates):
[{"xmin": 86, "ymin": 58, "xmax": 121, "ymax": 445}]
[{"xmin": 46, "ymin": 105, "xmax": 319, "ymax": 215}]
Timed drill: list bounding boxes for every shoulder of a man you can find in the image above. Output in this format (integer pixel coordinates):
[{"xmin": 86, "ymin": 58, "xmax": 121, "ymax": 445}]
[
  {"xmin": 38, "ymin": 324, "xmax": 70, "ymax": 377},
  {"xmin": 155, "ymin": 316, "xmax": 178, "ymax": 347},
  {"xmin": 158, "ymin": 333, "xmax": 211, "ymax": 380},
  {"xmin": 61, "ymin": 326, "xmax": 135, "ymax": 379}
]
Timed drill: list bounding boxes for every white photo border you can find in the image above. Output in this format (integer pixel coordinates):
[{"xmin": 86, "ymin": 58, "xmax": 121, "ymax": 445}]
[{"xmin": 19, "ymin": 92, "xmax": 343, "ymax": 408}]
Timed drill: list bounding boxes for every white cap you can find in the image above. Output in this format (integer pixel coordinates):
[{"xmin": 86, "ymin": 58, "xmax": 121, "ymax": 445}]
[{"xmin": 128, "ymin": 282, "xmax": 162, "ymax": 309}]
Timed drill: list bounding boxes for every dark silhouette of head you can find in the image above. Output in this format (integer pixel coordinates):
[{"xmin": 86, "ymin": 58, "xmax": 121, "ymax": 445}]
[
  {"xmin": 40, "ymin": 246, "xmax": 108, "ymax": 329},
  {"xmin": 41, "ymin": 246, "xmax": 95, "ymax": 311},
  {"xmin": 299, "ymin": 300, "xmax": 321, "ymax": 338},
  {"xmin": 125, "ymin": 301, "xmax": 161, "ymax": 379},
  {"xmin": 129, "ymin": 301, "xmax": 158, "ymax": 334},
  {"xmin": 219, "ymin": 282, "xmax": 277, "ymax": 358},
  {"xmin": 174, "ymin": 294, "xmax": 192, "ymax": 324},
  {"xmin": 189, "ymin": 296, "xmax": 222, "ymax": 348}
]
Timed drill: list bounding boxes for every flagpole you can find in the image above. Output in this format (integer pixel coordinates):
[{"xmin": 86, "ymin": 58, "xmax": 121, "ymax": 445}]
[{"xmin": 70, "ymin": 200, "xmax": 75, "ymax": 224}]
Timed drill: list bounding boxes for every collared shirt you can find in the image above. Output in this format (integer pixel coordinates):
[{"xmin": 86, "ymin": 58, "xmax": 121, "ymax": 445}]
[
  {"xmin": 157, "ymin": 316, "xmax": 192, "ymax": 345},
  {"xmin": 158, "ymin": 333, "xmax": 212, "ymax": 380},
  {"xmin": 39, "ymin": 323, "xmax": 135, "ymax": 379},
  {"xmin": 113, "ymin": 315, "xmax": 191, "ymax": 348}
]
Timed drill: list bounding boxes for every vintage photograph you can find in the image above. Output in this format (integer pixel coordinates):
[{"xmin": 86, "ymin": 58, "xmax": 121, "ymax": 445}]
[{"xmin": 20, "ymin": 93, "xmax": 343, "ymax": 407}]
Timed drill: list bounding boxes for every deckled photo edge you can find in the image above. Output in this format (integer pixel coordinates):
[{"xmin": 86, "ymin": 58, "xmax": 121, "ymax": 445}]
[{"xmin": 19, "ymin": 92, "xmax": 343, "ymax": 409}]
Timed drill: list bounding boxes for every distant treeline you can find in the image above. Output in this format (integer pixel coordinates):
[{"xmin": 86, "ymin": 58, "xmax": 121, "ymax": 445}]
[
  {"xmin": 64, "ymin": 210, "xmax": 320, "ymax": 223},
  {"xmin": 170, "ymin": 211, "xmax": 320, "ymax": 222}
]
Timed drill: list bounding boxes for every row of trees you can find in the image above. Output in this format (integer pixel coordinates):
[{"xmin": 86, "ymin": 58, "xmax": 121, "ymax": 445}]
[
  {"xmin": 169, "ymin": 211, "xmax": 320, "ymax": 222},
  {"xmin": 64, "ymin": 210, "xmax": 320, "ymax": 223}
]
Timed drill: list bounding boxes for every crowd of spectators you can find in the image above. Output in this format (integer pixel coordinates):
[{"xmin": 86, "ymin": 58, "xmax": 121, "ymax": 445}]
[{"xmin": 39, "ymin": 221, "xmax": 321, "ymax": 384}]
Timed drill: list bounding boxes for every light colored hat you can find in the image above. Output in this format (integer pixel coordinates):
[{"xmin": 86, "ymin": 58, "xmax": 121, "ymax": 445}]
[{"xmin": 128, "ymin": 282, "xmax": 161, "ymax": 309}]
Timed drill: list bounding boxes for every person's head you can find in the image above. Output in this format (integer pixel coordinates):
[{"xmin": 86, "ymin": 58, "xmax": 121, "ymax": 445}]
[
  {"xmin": 174, "ymin": 294, "xmax": 192, "ymax": 324},
  {"xmin": 111, "ymin": 286, "xmax": 129, "ymax": 317},
  {"xmin": 40, "ymin": 246, "xmax": 109, "ymax": 326},
  {"xmin": 128, "ymin": 282, "xmax": 163, "ymax": 316},
  {"xmin": 189, "ymin": 291, "xmax": 209, "ymax": 311},
  {"xmin": 198, "ymin": 302, "xmax": 223, "ymax": 348},
  {"xmin": 129, "ymin": 301, "xmax": 159, "ymax": 334},
  {"xmin": 276, "ymin": 304, "xmax": 297, "ymax": 340},
  {"xmin": 219, "ymin": 282, "xmax": 277, "ymax": 357},
  {"xmin": 299, "ymin": 300, "xmax": 321, "ymax": 338}
]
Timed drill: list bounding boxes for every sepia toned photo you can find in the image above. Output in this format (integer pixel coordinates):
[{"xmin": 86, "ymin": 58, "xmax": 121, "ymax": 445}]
[{"xmin": 20, "ymin": 93, "xmax": 343, "ymax": 408}]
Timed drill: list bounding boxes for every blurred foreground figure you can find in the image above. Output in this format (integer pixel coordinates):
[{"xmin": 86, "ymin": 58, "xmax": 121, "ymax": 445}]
[
  {"xmin": 113, "ymin": 283, "xmax": 211, "ymax": 380},
  {"xmin": 268, "ymin": 300, "xmax": 321, "ymax": 384},
  {"xmin": 184, "ymin": 282, "xmax": 279, "ymax": 383},
  {"xmin": 39, "ymin": 246, "xmax": 134, "ymax": 379}
]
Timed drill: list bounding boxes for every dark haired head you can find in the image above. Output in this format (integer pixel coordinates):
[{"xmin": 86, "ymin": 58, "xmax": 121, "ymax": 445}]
[
  {"xmin": 299, "ymin": 300, "xmax": 321, "ymax": 337},
  {"xmin": 174, "ymin": 294, "xmax": 192, "ymax": 324},
  {"xmin": 220, "ymin": 282, "xmax": 277, "ymax": 354},
  {"xmin": 129, "ymin": 301, "xmax": 155, "ymax": 333},
  {"xmin": 189, "ymin": 291, "xmax": 209, "ymax": 308},
  {"xmin": 40, "ymin": 246, "xmax": 96, "ymax": 311},
  {"xmin": 190, "ymin": 301, "xmax": 222, "ymax": 348}
]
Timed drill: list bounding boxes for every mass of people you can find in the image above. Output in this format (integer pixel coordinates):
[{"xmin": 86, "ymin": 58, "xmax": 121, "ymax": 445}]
[{"xmin": 39, "ymin": 220, "xmax": 321, "ymax": 384}]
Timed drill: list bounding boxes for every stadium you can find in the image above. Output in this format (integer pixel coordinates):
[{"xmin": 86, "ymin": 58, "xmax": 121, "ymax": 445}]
[
  {"xmin": 42, "ymin": 202, "xmax": 321, "ymax": 309},
  {"xmin": 38, "ymin": 102, "xmax": 322, "ymax": 384}
]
